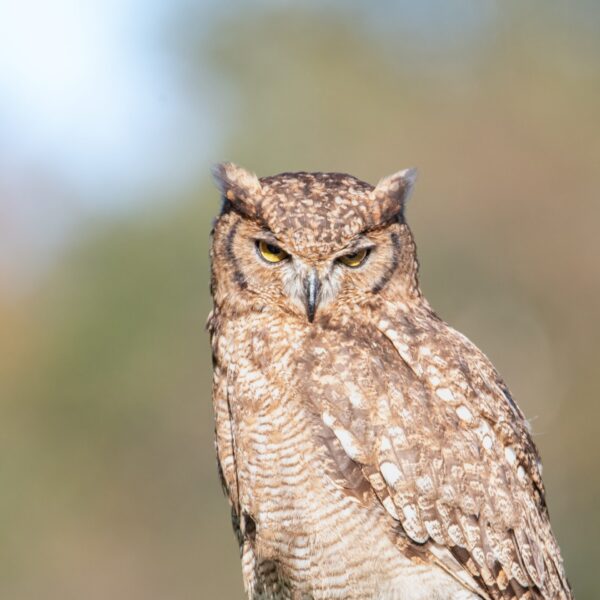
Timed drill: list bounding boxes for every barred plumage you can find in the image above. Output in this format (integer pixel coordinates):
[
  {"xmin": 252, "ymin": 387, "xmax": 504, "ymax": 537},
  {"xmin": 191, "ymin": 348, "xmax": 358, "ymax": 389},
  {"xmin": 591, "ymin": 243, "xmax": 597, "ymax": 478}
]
[{"xmin": 208, "ymin": 163, "xmax": 573, "ymax": 599}]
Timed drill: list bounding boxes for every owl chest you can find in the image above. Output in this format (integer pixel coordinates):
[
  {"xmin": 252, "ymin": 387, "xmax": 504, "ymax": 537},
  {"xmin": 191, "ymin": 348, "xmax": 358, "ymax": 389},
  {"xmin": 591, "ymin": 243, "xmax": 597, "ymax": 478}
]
[
  {"xmin": 214, "ymin": 328, "xmax": 333, "ymax": 529},
  {"xmin": 212, "ymin": 321, "xmax": 467, "ymax": 598},
  {"xmin": 231, "ymin": 376, "xmax": 319, "ymax": 527},
  {"xmin": 230, "ymin": 399, "xmax": 401, "ymax": 593}
]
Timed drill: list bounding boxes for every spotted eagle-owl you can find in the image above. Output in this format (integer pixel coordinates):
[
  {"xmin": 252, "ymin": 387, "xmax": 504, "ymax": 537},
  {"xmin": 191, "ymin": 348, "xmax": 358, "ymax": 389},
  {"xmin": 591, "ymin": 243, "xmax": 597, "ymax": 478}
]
[{"xmin": 207, "ymin": 163, "xmax": 573, "ymax": 600}]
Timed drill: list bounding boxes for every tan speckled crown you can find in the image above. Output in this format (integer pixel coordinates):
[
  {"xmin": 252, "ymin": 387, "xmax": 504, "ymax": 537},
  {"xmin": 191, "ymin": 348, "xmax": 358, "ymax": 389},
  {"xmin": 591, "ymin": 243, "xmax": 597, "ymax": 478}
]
[{"xmin": 212, "ymin": 162, "xmax": 417, "ymax": 232}]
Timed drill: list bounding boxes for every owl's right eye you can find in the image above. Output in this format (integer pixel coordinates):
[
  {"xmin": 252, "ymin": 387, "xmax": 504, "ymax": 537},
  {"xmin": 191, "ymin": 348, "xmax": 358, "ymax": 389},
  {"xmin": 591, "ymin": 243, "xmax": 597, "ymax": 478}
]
[{"xmin": 256, "ymin": 240, "xmax": 289, "ymax": 264}]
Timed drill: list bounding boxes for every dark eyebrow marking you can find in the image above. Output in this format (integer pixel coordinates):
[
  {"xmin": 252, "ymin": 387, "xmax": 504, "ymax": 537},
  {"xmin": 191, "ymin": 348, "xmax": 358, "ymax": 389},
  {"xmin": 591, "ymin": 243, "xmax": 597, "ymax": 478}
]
[
  {"xmin": 342, "ymin": 238, "xmax": 372, "ymax": 252},
  {"xmin": 225, "ymin": 218, "xmax": 248, "ymax": 290},
  {"xmin": 371, "ymin": 232, "xmax": 400, "ymax": 293},
  {"xmin": 255, "ymin": 230, "xmax": 280, "ymax": 245}
]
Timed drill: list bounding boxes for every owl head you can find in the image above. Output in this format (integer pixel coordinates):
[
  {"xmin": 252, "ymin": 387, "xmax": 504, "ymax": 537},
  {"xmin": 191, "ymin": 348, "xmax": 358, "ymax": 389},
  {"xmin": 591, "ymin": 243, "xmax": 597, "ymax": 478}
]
[{"xmin": 210, "ymin": 163, "xmax": 421, "ymax": 323}]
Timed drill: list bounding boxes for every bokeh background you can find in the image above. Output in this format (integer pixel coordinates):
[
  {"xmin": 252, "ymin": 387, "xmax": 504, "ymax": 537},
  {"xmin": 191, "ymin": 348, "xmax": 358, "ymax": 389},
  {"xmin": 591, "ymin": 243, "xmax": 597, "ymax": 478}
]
[{"xmin": 1, "ymin": 1, "xmax": 599, "ymax": 598}]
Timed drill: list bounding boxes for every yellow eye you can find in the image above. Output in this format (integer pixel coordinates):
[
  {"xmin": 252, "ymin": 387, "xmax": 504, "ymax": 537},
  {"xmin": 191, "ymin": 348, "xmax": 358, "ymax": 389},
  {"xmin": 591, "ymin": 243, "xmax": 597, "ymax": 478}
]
[
  {"xmin": 338, "ymin": 248, "xmax": 369, "ymax": 268},
  {"xmin": 257, "ymin": 240, "xmax": 288, "ymax": 263}
]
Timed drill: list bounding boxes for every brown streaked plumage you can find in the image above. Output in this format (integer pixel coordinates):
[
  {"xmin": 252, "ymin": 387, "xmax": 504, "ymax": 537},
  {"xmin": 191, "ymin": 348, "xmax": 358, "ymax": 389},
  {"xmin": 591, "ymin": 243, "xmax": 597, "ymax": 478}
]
[{"xmin": 207, "ymin": 163, "xmax": 573, "ymax": 600}]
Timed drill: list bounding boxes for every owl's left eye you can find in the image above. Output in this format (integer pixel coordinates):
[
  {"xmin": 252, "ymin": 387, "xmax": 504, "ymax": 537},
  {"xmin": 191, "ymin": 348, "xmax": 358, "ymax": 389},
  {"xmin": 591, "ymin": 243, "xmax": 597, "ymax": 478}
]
[
  {"xmin": 256, "ymin": 240, "xmax": 289, "ymax": 263},
  {"xmin": 338, "ymin": 248, "xmax": 369, "ymax": 268}
]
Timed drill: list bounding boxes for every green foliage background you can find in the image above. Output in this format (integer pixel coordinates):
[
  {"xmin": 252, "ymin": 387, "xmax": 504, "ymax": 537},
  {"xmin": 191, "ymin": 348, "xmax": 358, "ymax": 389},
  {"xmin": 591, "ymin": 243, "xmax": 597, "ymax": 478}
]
[{"xmin": 1, "ymin": 4, "xmax": 599, "ymax": 598}]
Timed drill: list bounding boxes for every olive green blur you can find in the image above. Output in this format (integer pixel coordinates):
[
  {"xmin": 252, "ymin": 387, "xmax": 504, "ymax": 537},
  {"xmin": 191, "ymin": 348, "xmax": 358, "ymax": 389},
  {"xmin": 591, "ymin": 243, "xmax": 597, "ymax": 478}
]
[{"xmin": 1, "ymin": 3, "xmax": 599, "ymax": 599}]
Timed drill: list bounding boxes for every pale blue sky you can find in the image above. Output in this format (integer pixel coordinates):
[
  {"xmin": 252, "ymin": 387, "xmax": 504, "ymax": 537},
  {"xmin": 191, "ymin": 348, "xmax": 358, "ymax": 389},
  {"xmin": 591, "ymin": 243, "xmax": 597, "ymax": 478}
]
[{"xmin": 0, "ymin": 0, "xmax": 217, "ymax": 210}]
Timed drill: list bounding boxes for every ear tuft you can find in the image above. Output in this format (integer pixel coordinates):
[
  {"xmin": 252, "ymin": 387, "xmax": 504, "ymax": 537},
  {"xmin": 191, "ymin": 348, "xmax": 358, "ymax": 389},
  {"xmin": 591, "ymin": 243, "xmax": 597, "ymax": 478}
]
[
  {"xmin": 212, "ymin": 162, "xmax": 262, "ymax": 200},
  {"xmin": 374, "ymin": 167, "xmax": 417, "ymax": 202},
  {"xmin": 368, "ymin": 167, "xmax": 417, "ymax": 225}
]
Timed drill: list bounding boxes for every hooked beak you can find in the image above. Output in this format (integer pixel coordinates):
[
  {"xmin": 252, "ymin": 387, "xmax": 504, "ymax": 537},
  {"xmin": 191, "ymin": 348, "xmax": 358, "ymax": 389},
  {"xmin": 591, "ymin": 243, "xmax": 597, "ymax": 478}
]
[{"xmin": 304, "ymin": 269, "xmax": 321, "ymax": 323}]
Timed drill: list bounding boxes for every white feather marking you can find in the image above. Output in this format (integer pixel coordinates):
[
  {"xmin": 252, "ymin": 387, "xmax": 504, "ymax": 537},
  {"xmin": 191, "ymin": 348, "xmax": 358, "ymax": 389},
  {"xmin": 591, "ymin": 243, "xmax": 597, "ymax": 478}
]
[
  {"xmin": 379, "ymin": 436, "xmax": 392, "ymax": 452},
  {"xmin": 505, "ymin": 446, "xmax": 517, "ymax": 465},
  {"xmin": 334, "ymin": 427, "xmax": 363, "ymax": 462},
  {"xmin": 403, "ymin": 504, "xmax": 418, "ymax": 521},
  {"xmin": 322, "ymin": 411, "xmax": 335, "ymax": 428},
  {"xmin": 456, "ymin": 405, "xmax": 473, "ymax": 422},
  {"xmin": 382, "ymin": 496, "xmax": 400, "ymax": 520},
  {"xmin": 436, "ymin": 387, "xmax": 455, "ymax": 402},
  {"xmin": 380, "ymin": 461, "xmax": 402, "ymax": 487},
  {"xmin": 346, "ymin": 381, "xmax": 366, "ymax": 408}
]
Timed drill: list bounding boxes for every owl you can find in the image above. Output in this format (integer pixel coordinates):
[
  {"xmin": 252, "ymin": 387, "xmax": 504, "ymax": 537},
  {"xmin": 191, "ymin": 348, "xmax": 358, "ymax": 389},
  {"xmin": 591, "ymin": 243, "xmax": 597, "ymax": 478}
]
[{"xmin": 207, "ymin": 163, "xmax": 573, "ymax": 600}]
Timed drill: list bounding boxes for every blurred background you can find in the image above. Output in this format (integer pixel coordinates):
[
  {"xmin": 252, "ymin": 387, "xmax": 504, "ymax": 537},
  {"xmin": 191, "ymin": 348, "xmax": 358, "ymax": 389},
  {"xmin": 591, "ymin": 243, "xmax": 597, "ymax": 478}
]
[{"xmin": 1, "ymin": 1, "xmax": 598, "ymax": 598}]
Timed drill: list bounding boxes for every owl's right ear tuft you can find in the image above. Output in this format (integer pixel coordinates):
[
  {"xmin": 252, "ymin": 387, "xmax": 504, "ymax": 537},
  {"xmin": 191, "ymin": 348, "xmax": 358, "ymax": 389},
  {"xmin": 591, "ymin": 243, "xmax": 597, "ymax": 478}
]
[
  {"xmin": 369, "ymin": 168, "xmax": 417, "ymax": 225},
  {"xmin": 212, "ymin": 162, "xmax": 262, "ymax": 217}
]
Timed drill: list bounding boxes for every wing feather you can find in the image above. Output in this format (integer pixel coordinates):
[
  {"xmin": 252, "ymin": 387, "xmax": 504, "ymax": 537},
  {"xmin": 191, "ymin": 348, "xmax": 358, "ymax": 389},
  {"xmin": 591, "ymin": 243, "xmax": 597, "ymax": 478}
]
[{"xmin": 302, "ymin": 305, "xmax": 572, "ymax": 600}]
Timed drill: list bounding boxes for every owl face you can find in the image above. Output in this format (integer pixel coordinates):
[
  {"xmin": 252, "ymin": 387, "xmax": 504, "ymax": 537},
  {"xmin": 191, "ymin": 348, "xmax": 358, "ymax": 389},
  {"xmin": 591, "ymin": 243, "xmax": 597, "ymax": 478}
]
[{"xmin": 211, "ymin": 164, "xmax": 419, "ymax": 323}]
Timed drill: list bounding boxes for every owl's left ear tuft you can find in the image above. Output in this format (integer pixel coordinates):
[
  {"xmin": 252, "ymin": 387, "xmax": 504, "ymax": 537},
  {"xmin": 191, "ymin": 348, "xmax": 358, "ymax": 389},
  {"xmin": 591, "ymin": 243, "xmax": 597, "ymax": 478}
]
[
  {"xmin": 374, "ymin": 168, "xmax": 417, "ymax": 203},
  {"xmin": 369, "ymin": 169, "xmax": 417, "ymax": 227},
  {"xmin": 212, "ymin": 162, "xmax": 262, "ymax": 216}
]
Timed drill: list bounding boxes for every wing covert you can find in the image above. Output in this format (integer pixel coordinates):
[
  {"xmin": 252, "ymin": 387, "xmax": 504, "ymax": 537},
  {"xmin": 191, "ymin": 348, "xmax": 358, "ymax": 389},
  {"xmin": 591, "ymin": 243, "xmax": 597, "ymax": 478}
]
[{"xmin": 301, "ymin": 308, "xmax": 572, "ymax": 600}]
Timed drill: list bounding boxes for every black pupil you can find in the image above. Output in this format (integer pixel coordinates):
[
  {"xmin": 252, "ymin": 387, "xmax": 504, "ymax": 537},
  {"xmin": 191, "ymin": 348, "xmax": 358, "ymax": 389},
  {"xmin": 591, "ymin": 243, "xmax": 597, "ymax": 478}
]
[
  {"xmin": 347, "ymin": 252, "xmax": 359, "ymax": 259},
  {"xmin": 266, "ymin": 243, "xmax": 280, "ymax": 254}
]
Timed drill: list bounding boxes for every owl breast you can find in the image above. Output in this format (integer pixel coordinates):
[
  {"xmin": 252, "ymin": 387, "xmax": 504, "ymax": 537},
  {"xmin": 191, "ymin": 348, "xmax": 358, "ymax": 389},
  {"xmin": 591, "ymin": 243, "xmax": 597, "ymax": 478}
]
[{"xmin": 211, "ymin": 308, "xmax": 476, "ymax": 600}]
